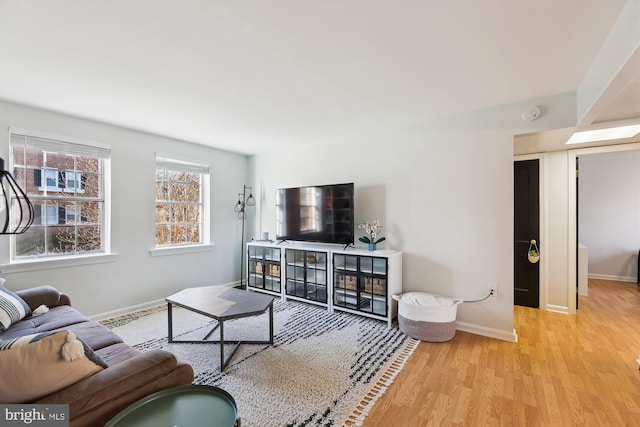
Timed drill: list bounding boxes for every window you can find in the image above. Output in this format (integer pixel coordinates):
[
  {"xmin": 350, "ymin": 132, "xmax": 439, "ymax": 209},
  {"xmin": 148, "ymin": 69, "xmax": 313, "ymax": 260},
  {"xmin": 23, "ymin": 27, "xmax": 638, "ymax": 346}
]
[
  {"xmin": 36, "ymin": 169, "xmax": 85, "ymax": 193},
  {"xmin": 9, "ymin": 127, "xmax": 110, "ymax": 260},
  {"xmin": 65, "ymin": 205, "xmax": 81, "ymax": 225},
  {"xmin": 155, "ymin": 156, "xmax": 209, "ymax": 247}
]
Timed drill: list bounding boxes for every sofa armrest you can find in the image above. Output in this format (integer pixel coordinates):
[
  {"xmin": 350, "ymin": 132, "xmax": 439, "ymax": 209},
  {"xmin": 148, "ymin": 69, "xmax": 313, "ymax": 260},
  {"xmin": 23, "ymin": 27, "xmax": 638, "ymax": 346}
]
[
  {"xmin": 15, "ymin": 285, "xmax": 71, "ymax": 310},
  {"xmin": 34, "ymin": 349, "xmax": 194, "ymax": 423}
]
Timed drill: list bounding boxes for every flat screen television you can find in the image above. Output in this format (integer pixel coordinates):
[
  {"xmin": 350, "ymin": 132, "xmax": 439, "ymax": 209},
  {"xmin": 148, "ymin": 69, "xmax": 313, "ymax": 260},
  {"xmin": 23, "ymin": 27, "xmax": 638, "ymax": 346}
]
[{"xmin": 276, "ymin": 183, "xmax": 354, "ymax": 245}]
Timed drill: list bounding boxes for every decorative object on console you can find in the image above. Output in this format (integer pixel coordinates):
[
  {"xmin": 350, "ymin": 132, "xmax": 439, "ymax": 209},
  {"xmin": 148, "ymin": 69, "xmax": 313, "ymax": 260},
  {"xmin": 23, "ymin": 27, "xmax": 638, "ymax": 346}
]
[
  {"xmin": 0, "ymin": 157, "xmax": 34, "ymax": 234},
  {"xmin": 358, "ymin": 219, "xmax": 385, "ymax": 251},
  {"xmin": 234, "ymin": 185, "xmax": 255, "ymax": 289}
]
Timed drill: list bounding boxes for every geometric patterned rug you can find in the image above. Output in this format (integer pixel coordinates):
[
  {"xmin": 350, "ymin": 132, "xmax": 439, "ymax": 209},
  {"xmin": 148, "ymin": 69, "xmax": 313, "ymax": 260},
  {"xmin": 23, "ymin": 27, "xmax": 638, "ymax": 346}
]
[{"xmin": 102, "ymin": 299, "xmax": 418, "ymax": 427}]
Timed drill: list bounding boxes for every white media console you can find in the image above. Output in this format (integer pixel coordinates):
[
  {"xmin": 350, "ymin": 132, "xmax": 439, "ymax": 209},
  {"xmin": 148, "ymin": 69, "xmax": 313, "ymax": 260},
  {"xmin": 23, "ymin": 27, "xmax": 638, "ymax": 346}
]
[{"xmin": 246, "ymin": 242, "xmax": 402, "ymax": 327}]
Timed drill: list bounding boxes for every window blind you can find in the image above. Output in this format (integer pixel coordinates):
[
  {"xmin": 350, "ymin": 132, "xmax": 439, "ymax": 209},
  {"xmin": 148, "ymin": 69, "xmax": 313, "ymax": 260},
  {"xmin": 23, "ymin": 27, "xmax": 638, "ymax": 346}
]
[
  {"xmin": 156, "ymin": 156, "xmax": 209, "ymax": 175},
  {"xmin": 9, "ymin": 127, "xmax": 111, "ymax": 159}
]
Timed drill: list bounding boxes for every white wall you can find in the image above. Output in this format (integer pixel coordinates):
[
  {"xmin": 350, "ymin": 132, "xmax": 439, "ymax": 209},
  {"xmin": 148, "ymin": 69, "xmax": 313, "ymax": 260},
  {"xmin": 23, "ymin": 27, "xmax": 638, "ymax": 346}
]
[
  {"xmin": 0, "ymin": 100, "xmax": 250, "ymax": 316},
  {"xmin": 579, "ymin": 151, "xmax": 640, "ymax": 281},
  {"xmin": 543, "ymin": 150, "xmax": 572, "ymax": 310},
  {"xmin": 250, "ymin": 94, "xmax": 576, "ymax": 341}
]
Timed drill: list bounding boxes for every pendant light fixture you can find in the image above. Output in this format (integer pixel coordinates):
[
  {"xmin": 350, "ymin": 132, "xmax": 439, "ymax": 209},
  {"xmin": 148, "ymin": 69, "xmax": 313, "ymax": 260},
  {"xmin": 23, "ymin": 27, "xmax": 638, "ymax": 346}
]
[{"xmin": 0, "ymin": 157, "xmax": 34, "ymax": 234}]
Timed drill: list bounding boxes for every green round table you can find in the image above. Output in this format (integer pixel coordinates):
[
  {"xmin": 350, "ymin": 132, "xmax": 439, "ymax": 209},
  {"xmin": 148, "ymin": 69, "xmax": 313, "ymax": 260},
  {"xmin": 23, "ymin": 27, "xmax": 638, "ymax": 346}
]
[{"xmin": 105, "ymin": 385, "xmax": 239, "ymax": 427}]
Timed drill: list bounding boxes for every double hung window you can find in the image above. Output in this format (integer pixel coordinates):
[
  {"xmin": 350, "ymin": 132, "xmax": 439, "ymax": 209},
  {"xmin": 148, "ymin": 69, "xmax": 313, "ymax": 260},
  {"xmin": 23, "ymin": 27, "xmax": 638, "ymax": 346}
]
[
  {"xmin": 9, "ymin": 128, "xmax": 110, "ymax": 260},
  {"xmin": 155, "ymin": 156, "xmax": 209, "ymax": 247}
]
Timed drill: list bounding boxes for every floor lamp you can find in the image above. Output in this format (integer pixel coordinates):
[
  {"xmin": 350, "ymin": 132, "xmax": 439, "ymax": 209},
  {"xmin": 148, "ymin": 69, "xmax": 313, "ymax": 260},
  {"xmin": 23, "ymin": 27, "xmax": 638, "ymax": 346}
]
[{"xmin": 234, "ymin": 185, "xmax": 255, "ymax": 289}]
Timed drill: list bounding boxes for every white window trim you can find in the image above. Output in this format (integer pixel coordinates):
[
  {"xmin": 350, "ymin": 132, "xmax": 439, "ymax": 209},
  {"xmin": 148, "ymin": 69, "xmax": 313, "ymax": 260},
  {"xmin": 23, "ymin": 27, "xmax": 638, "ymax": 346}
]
[
  {"xmin": 0, "ymin": 253, "xmax": 119, "ymax": 273},
  {"xmin": 8, "ymin": 126, "xmax": 112, "ymax": 262},
  {"xmin": 154, "ymin": 153, "xmax": 210, "ymax": 249},
  {"xmin": 149, "ymin": 243, "xmax": 215, "ymax": 257}
]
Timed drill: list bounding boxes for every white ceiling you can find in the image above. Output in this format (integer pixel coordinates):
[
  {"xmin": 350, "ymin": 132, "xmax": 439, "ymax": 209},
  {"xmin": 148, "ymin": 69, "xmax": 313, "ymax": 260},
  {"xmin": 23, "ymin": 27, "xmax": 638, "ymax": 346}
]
[{"xmin": 0, "ymin": 0, "xmax": 636, "ymax": 155}]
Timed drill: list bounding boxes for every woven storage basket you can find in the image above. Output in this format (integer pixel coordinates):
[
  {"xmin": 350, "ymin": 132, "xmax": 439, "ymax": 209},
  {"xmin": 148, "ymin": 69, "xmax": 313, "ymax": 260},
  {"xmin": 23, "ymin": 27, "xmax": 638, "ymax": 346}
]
[{"xmin": 393, "ymin": 292, "xmax": 463, "ymax": 342}]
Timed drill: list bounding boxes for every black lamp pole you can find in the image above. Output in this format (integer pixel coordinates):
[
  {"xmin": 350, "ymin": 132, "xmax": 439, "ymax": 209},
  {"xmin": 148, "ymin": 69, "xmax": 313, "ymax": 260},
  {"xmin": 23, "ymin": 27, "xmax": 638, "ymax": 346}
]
[{"xmin": 234, "ymin": 185, "xmax": 255, "ymax": 289}]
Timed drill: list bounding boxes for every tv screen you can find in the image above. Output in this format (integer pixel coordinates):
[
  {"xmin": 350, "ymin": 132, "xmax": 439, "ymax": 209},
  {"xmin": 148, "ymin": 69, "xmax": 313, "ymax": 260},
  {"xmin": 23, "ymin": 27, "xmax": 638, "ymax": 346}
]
[{"xmin": 276, "ymin": 183, "xmax": 354, "ymax": 245}]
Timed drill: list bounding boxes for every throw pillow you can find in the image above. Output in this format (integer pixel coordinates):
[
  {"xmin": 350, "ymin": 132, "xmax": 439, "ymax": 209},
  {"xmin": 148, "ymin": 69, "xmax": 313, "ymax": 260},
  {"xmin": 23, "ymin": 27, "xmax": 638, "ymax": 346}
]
[
  {"xmin": 0, "ymin": 280, "xmax": 31, "ymax": 332},
  {"xmin": 0, "ymin": 331, "xmax": 54, "ymax": 350},
  {"xmin": 0, "ymin": 330, "xmax": 108, "ymax": 369},
  {"xmin": 0, "ymin": 330, "xmax": 105, "ymax": 403}
]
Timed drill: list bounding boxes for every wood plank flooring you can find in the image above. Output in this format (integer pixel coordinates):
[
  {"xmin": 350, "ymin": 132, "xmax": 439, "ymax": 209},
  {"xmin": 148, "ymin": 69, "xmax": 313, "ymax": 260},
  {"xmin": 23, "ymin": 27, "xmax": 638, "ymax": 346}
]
[{"xmin": 361, "ymin": 279, "xmax": 640, "ymax": 426}]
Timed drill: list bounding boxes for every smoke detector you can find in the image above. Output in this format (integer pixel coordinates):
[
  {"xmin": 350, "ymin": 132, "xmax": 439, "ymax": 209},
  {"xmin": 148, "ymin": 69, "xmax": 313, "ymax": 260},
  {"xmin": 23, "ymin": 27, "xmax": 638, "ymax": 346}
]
[{"xmin": 521, "ymin": 105, "xmax": 542, "ymax": 122}]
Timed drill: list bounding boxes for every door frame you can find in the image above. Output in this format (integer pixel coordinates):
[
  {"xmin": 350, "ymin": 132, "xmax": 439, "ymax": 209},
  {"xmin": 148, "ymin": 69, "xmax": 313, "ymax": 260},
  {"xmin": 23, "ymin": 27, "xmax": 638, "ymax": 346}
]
[
  {"xmin": 567, "ymin": 142, "xmax": 640, "ymax": 314},
  {"xmin": 514, "ymin": 153, "xmax": 546, "ymax": 310}
]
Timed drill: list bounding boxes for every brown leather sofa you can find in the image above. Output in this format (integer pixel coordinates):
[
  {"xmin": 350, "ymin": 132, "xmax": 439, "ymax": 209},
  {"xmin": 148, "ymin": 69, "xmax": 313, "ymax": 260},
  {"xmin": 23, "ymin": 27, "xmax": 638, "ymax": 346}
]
[{"xmin": 0, "ymin": 285, "xmax": 194, "ymax": 427}]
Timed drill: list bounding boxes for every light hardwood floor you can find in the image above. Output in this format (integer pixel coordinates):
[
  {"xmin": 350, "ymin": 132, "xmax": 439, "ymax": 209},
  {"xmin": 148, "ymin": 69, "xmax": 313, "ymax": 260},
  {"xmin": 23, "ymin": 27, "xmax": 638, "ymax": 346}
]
[{"xmin": 362, "ymin": 279, "xmax": 640, "ymax": 426}]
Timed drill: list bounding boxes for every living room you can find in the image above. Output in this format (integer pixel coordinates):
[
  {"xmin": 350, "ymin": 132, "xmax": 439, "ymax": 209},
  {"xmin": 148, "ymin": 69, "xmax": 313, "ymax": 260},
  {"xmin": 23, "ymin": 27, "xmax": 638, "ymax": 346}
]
[{"xmin": 0, "ymin": 0, "xmax": 639, "ymax": 425}]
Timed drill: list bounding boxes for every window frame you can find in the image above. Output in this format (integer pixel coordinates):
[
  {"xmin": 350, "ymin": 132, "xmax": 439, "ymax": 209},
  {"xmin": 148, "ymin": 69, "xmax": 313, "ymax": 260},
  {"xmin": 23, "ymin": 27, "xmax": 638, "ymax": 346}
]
[
  {"xmin": 7, "ymin": 127, "xmax": 112, "ymax": 263},
  {"xmin": 153, "ymin": 154, "xmax": 210, "ymax": 250}
]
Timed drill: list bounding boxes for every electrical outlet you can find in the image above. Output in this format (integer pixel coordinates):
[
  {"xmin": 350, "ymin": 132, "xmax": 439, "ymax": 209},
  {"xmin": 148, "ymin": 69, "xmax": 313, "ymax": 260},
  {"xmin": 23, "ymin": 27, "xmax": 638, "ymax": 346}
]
[{"xmin": 487, "ymin": 282, "xmax": 498, "ymax": 298}]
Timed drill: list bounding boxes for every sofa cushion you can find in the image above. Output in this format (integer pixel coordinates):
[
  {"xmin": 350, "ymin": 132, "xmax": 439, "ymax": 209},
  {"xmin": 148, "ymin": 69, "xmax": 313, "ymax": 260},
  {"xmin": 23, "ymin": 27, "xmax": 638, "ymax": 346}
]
[
  {"xmin": 0, "ymin": 305, "xmax": 91, "ymax": 339},
  {"xmin": 0, "ymin": 330, "xmax": 104, "ymax": 403},
  {"xmin": 0, "ymin": 281, "xmax": 31, "ymax": 332},
  {"xmin": 62, "ymin": 321, "xmax": 124, "ymax": 351},
  {"xmin": 0, "ymin": 307, "xmax": 124, "ymax": 354},
  {"xmin": 95, "ymin": 342, "xmax": 142, "ymax": 366}
]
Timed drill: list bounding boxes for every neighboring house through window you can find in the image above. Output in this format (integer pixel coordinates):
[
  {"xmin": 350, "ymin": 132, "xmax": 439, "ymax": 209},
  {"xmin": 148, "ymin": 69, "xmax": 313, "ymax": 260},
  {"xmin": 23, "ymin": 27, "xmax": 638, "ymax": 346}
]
[
  {"xmin": 34, "ymin": 168, "xmax": 86, "ymax": 193},
  {"xmin": 9, "ymin": 127, "xmax": 111, "ymax": 260},
  {"xmin": 155, "ymin": 155, "xmax": 209, "ymax": 247}
]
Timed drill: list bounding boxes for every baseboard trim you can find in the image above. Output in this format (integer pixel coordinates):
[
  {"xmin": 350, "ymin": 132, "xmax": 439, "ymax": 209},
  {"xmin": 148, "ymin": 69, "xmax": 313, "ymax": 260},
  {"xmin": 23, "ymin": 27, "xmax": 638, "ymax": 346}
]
[
  {"xmin": 545, "ymin": 304, "xmax": 569, "ymax": 314},
  {"xmin": 456, "ymin": 321, "xmax": 518, "ymax": 343},
  {"xmin": 89, "ymin": 281, "xmax": 240, "ymax": 321},
  {"xmin": 89, "ymin": 298, "xmax": 165, "ymax": 321},
  {"xmin": 588, "ymin": 273, "xmax": 637, "ymax": 283}
]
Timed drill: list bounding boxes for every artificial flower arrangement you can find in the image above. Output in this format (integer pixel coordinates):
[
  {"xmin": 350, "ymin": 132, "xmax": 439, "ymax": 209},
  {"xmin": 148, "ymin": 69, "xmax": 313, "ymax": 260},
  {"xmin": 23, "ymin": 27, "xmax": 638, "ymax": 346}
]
[{"xmin": 358, "ymin": 219, "xmax": 386, "ymax": 246}]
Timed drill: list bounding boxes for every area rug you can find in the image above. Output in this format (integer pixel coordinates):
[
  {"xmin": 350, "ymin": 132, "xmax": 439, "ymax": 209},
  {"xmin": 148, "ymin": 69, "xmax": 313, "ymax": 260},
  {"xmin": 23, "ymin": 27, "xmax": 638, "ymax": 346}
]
[{"xmin": 101, "ymin": 299, "xmax": 418, "ymax": 427}]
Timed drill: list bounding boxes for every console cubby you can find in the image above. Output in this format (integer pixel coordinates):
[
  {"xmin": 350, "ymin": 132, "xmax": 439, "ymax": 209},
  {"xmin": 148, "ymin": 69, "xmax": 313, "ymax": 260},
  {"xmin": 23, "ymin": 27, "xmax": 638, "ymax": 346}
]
[
  {"xmin": 247, "ymin": 245, "xmax": 282, "ymax": 296},
  {"xmin": 285, "ymin": 248, "xmax": 328, "ymax": 306},
  {"xmin": 332, "ymin": 250, "xmax": 401, "ymax": 327}
]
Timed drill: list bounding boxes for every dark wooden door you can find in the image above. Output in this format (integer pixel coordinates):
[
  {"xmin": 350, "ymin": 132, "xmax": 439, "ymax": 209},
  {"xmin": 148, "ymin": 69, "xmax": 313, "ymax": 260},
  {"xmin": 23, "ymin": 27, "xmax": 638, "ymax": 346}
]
[{"xmin": 514, "ymin": 159, "xmax": 540, "ymax": 308}]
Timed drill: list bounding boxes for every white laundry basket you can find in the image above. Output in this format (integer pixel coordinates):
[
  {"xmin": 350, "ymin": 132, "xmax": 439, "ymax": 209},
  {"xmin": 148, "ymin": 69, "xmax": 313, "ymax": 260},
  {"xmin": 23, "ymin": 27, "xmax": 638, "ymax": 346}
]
[{"xmin": 392, "ymin": 292, "xmax": 463, "ymax": 342}]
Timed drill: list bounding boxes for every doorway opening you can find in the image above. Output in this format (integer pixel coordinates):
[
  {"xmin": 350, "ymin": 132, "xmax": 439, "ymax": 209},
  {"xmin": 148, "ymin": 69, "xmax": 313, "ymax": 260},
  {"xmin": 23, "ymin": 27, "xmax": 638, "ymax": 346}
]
[
  {"xmin": 575, "ymin": 149, "xmax": 640, "ymax": 297},
  {"xmin": 568, "ymin": 143, "xmax": 640, "ymax": 314}
]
